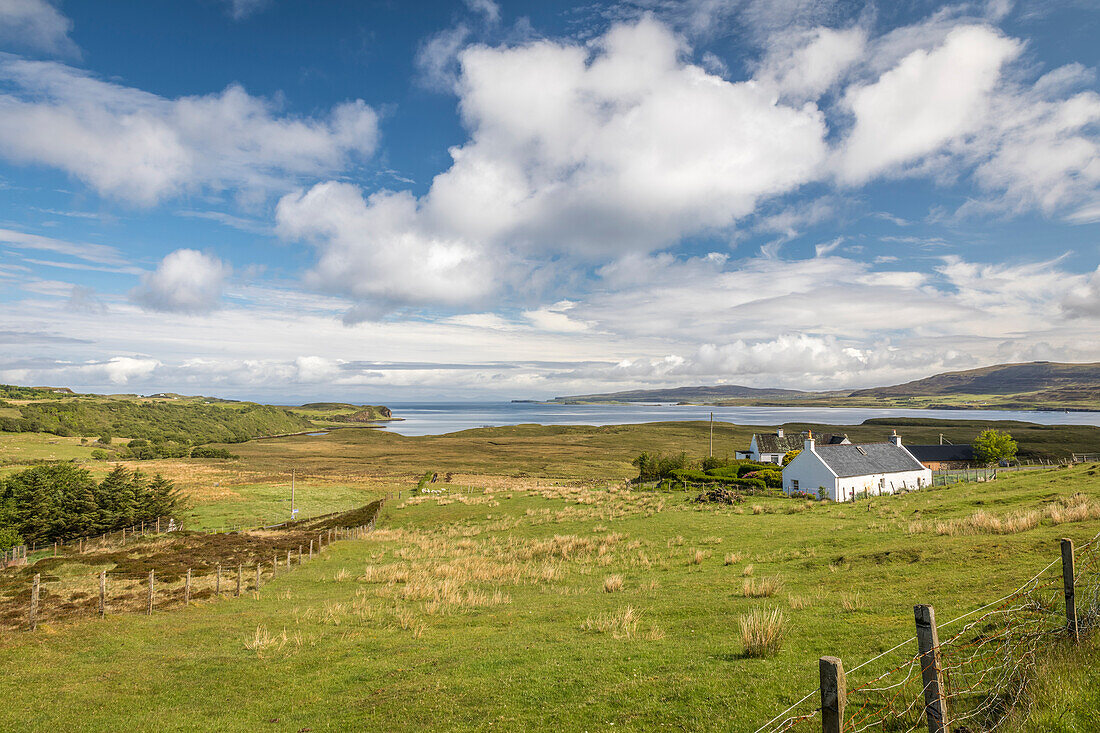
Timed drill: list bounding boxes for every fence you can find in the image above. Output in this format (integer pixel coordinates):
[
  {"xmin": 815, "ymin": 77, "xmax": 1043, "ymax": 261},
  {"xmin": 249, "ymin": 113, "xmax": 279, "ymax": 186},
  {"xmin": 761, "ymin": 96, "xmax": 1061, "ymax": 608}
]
[
  {"xmin": 5, "ymin": 490, "xmax": 403, "ymax": 565},
  {"xmin": 931, "ymin": 468, "xmax": 996, "ymax": 486},
  {"xmin": 17, "ymin": 521, "xmax": 379, "ymax": 632},
  {"xmin": 755, "ymin": 530, "xmax": 1100, "ymax": 732}
]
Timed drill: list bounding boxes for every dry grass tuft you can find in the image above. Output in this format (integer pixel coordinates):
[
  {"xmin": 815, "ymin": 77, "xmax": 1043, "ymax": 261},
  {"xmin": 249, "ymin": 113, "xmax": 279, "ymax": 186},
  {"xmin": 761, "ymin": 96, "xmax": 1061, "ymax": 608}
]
[
  {"xmin": 910, "ymin": 493, "xmax": 1100, "ymax": 537},
  {"xmin": 752, "ymin": 505, "xmax": 764, "ymax": 515},
  {"xmin": 788, "ymin": 595, "xmax": 810, "ymax": 610},
  {"xmin": 742, "ymin": 575, "xmax": 783, "ymax": 598},
  {"xmin": 690, "ymin": 548, "xmax": 708, "ymax": 565},
  {"xmin": 603, "ymin": 574, "xmax": 624, "ymax": 593},
  {"xmin": 740, "ymin": 606, "xmax": 785, "ymax": 658},
  {"xmin": 724, "ymin": 552, "xmax": 743, "ymax": 566},
  {"xmin": 581, "ymin": 605, "xmax": 663, "ymax": 640},
  {"xmin": 841, "ymin": 592, "xmax": 864, "ymax": 612},
  {"xmin": 244, "ymin": 625, "xmax": 287, "ymax": 657},
  {"xmin": 742, "ymin": 564, "xmax": 755, "ymax": 577}
]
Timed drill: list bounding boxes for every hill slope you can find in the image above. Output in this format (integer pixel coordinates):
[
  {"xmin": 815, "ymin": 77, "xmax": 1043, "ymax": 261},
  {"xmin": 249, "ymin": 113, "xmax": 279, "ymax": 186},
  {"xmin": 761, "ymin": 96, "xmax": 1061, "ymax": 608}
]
[
  {"xmin": 549, "ymin": 362, "xmax": 1100, "ymax": 411},
  {"xmin": 849, "ymin": 361, "xmax": 1100, "ymax": 398},
  {"xmin": 549, "ymin": 384, "xmax": 810, "ymax": 403}
]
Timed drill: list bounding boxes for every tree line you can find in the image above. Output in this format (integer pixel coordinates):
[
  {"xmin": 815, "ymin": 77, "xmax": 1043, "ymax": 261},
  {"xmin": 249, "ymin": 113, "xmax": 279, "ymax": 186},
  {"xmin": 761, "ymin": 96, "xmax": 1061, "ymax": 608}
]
[{"xmin": 0, "ymin": 464, "xmax": 183, "ymax": 549}]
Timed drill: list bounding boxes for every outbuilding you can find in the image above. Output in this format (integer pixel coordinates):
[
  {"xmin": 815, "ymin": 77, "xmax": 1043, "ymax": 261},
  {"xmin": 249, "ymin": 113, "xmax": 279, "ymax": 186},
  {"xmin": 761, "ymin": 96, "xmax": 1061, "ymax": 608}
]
[
  {"xmin": 782, "ymin": 431, "xmax": 931, "ymax": 502},
  {"xmin": 906, "ymin": 444, "xmax": 977, "ymax": 470}
]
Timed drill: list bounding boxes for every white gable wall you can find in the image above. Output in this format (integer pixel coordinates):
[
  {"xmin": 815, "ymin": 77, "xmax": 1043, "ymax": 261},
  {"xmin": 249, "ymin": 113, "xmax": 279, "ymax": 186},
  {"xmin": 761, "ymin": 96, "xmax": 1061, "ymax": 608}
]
[
  {"xmin": 748, "ymin": 436, "xmax": 786, "ymax": 464},
  {"xmin": 782, "ymin": 449, "xmax": 838, "ymax": 499}
]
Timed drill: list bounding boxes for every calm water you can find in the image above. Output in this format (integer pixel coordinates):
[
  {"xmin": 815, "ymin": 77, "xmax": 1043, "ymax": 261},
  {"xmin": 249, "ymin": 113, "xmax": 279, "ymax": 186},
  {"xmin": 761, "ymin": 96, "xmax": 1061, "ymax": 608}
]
[{"xmin": 372, "ymin": 402, "xmax": 1100, "ymax": 437}]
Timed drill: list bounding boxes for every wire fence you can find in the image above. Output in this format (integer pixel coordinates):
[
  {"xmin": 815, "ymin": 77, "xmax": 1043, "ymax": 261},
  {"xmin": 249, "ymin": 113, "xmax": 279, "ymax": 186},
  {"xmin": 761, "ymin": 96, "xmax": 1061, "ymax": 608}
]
[
  {"xmin": 755, "ymin": 530, "xmax": 1100, "ymax": 733},
  {"xmin": 4, "ymin": 500, "xmax": 384, "ymax": 632}
]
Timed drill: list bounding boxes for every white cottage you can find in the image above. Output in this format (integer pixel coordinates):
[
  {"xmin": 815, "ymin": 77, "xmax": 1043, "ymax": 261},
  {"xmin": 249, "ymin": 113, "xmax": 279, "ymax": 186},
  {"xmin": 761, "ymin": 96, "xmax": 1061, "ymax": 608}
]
[
  {"xmin": 741, "ymin": 428, "xmax": 851, "ymax": 464},
  {"xmin": 743, "ymin": 428, "xmax": 804, "ymax": 464},
  {"xmin": 782, "ymin": 431, "xmax": 931, "ymax": 502}
]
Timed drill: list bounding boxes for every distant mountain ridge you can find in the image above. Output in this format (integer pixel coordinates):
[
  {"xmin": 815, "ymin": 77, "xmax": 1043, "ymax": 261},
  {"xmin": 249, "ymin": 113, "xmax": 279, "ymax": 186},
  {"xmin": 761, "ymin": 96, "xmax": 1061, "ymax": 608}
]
[
  {"xmin": 848, "ymin": 361, "xmax": 1100, "ymax": 398},
  {"xmin": 550, "ymin": 384, "xmax": 811, "ymax": 403},
  {"xmin": 549, "ymin": 361, "xmax": 1100, "ymax": 410}
]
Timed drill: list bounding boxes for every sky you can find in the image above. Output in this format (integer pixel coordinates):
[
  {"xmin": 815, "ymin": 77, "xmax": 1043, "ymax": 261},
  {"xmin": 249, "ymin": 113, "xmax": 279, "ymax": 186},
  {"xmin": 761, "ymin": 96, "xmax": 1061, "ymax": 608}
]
[{"xmin": 0, "ymin": 0, "xmax": 1098, "ymax": 402}]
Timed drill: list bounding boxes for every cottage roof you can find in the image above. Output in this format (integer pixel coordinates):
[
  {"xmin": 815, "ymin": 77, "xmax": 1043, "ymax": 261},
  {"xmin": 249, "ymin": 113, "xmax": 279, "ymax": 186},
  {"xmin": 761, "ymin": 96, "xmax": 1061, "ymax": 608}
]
[
  {"xmin": 813, "ymin": 442, "xmax": 926, "ymax": 478},
  {"xmin": 906, "ymin": 445, "xmax": 976, "ymax": 463},
  {"xmin": 754, "ymin": 433, "xmax": 803, "ymax": 453}
]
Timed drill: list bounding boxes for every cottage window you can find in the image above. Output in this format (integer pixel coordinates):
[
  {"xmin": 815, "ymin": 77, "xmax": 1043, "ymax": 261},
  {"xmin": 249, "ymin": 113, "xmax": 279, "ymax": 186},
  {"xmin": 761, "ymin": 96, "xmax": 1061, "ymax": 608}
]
[{"xmin": 791, "ymin": 479, "xmax": 799, "ymax": 491}]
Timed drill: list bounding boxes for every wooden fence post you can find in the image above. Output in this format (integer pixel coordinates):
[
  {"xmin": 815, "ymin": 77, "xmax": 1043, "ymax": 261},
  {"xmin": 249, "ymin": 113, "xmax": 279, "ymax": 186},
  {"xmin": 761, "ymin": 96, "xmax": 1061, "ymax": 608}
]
[
  {"xmin": 298, "ymin": 546, "xmax": 303, "ymax": 565},
  {"xmin": 235, "ymin": 564, "xmax": 242, "ymax": 597},
  {"xmin": 820, "ymin": 656, "xmax": 845, "ymax": 733},
  {"xmin": 156, "ymin": 517, "xmax": 161, "ymax": 533},
  {"xmin": 99, "ymin": 571, "xmax": 106, "ymax": 617},
  {"xmin": 185, "ymin": 568, "xmax": 191, "ymax": 606},
  {"xmin": 914, "ymin": 604, "xmax": 949, "ymax": 733},
  {"xmin": 1061, "ymin": 538, "xmax": 1078, "ymax": 643},
  {"xmin": 273, "ymin": 554, "xmax": 278, "ymax": 576},
  {"xmin": 147, "ymin": 570, "xmax": 155, "ymax": 615},
  {"xmin": 255, "ymin": 562, "xmax": 261, "ymax": 591},
  {"xmin": 28, "ymin": 573, "xmax": 40, "ymax": 631},
  {"xmin": 216, "ymin": 564, "xmax": 221, "ymax": 595},
  {"xmin": 53, "ymin": 541, "xmax": 57, "ymax": 557},
  {"xmin": 286, "ymin": 549, "xmax": 291, "ymax": 568},
  {"xmin": 309, "ymin": 540, "xmax": 314, "ymax": 559}
]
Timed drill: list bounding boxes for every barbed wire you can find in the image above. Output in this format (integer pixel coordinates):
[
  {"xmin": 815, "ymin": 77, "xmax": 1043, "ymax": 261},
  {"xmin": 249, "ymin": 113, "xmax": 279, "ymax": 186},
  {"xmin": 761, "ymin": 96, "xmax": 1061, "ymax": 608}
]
[{"xmin": 755, "ymin": 529, "xmax": 1100, "ymax": 733}]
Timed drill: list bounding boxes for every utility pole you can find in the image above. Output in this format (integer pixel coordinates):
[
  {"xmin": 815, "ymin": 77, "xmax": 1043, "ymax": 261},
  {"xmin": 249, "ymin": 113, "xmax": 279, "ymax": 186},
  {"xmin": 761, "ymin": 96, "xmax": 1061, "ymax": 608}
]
[
  {"xmin": 291, "ymin": 470, "xmax": 297, "ymax": 520},
  {"xmin": 709, "ymin": 412, "xmax": 714, "ymax": 458}
]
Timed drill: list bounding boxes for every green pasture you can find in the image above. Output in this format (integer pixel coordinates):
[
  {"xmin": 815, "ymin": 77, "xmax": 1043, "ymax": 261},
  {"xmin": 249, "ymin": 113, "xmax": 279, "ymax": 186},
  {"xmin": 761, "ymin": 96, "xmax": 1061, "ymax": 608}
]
[{"xmin": 1, "ymin": 462, "xmax": 1099, "ymax": 731}]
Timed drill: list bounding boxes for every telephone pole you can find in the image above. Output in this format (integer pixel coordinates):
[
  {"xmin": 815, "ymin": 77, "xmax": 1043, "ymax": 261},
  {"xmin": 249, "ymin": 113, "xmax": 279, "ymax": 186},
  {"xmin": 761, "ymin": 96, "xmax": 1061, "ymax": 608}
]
[
  {"xmin": 291, "ymin": 470, "xmax": 297, "ymax": 520},
  {"xmin": 709, "ymin": 412, "xmax": 714, "ymax": 458}
]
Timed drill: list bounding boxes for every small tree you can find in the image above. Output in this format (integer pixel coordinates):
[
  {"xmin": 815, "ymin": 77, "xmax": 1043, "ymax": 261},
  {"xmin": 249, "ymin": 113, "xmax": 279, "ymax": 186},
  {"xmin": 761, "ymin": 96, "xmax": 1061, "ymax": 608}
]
[{"xmin": 973, "ymin": 429, "xmax": 1018, "ymax": 465}]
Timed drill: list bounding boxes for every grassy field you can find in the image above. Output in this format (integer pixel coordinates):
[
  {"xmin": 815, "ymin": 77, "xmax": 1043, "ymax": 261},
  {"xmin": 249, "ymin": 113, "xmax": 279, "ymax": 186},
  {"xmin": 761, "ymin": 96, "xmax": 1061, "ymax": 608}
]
[
  {"xmin": 1, "ymin": 443, "xmax": 1099, "ymax": 730},
  {"xmin": 0, "ymin": 432, "xmax": 104, "ymax": 468}
]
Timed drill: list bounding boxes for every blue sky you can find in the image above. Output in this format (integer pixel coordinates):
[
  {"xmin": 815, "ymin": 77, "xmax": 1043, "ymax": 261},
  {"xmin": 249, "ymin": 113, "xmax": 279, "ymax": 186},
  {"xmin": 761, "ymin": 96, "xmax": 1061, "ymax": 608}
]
[{"xmin": 0, "ymin": 0, "xmax": 1098, "ymax": 401}]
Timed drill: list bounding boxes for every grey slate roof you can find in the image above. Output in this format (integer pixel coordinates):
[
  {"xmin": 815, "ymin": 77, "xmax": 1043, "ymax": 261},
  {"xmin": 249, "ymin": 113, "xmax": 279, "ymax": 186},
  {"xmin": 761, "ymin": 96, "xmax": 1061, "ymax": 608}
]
[
  {"xmin": 906, "ymin": 445, "xmax": 976, "ymax": 463},
  {"xmin": 814, "ymin": 442, "xmax": 927, "ymax": 478},
  {"xmin": 754, "ymin": 433, "xmax": 804, "ymax": 453}
]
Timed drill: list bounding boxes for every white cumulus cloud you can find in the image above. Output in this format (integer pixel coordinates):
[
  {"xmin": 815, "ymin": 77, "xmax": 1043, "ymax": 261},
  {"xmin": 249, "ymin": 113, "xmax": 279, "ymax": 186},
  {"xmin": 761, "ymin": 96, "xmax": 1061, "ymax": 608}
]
[
  {"xmin": 836, "ymin": 25, "xmax": 1021, "ymax": 183},
  {"xmin": 0, "ymin": 57, "xmax": 380, "ymax": 205},
  {"xmin": 131, "ymin": 249, "xmax": 229, "ymax": 314},
  {"xmin": 282, "ymin": 17, "xmax": 829, "ymax": 314},
  {"xmin": 0, "ymin": 0, "xmax": 76, "ymax": 56}
]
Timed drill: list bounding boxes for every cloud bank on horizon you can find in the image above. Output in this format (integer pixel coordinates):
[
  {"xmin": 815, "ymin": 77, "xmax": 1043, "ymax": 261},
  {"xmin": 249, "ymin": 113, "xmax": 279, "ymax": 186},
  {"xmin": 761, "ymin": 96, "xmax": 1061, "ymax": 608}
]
[{"xmin": 0, "ymin": 0, "xmax": 1097, "ymax": 400}]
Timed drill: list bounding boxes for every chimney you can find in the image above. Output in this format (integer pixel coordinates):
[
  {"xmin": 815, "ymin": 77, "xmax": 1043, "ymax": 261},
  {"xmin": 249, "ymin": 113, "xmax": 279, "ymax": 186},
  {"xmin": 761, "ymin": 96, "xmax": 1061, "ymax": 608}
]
[
  {"xmin": 890, "ymin": 430, "xmax": 902, "ymax": 447},
  {"xmin": 776, "ymin": 427, "xmax": 784, "ymax": 438},
  {"xmin": 804, "ymin": 430, "xmax": 815, "ymax": 452}
]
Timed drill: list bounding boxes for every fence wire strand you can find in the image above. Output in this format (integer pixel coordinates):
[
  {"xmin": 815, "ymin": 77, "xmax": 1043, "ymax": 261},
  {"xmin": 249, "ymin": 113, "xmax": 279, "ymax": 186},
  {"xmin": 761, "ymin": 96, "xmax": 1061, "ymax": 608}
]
[{"xmin": 755, "ymin": 529, "xmax": 1100, "ymax": 733}]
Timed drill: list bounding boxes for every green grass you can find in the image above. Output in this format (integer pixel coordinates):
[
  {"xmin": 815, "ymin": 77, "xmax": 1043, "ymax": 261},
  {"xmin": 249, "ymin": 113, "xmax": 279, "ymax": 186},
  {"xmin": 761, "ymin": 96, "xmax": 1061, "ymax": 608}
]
[
  {"xmin": 1, "ymin": 460, "xmax": 1099, "ymax": 730},
  {"xmin": 1005, "ymin": 633, "xmax": 1100, "ymax": 731},
  {"xmin": 0, "ymin": 432, "xmax": 101, "ymax": 467},
  {"xmin": 180, "ymin": 480, "xmax": 399, "ymax": 530}
]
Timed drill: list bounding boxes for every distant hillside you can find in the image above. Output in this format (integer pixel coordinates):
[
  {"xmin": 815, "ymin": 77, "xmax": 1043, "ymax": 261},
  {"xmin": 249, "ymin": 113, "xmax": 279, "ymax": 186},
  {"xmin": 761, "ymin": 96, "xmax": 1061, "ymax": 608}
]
[
  {"xmin": 1, "ymin": 398, "xmax": 312, "ymax": 443},
  {"xmin": 547, "ymin": 362, "xmax": 1100, "ymax": 411},
  {"xmin": 550, "ymin": 384, "xmax": 809, "ymax": 404},
  {"xmin": 291, "ymin": 403, "xmax": 395, "ymax": 422},
  {"xmin": 849, "ymin": 362, "xmax": 1100, "ymax": 400}
]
